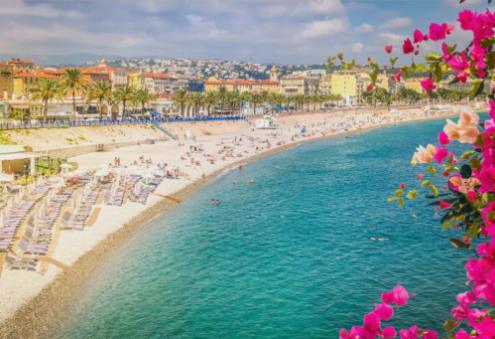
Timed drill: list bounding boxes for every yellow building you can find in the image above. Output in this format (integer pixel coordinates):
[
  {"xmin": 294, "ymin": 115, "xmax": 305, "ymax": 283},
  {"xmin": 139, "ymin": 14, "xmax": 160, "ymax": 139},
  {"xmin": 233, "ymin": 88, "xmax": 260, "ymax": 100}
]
[
  {"xmin": 319, "ymin": 75, "xmax": 332, "ymax": 95},
  {"xmin": 330, "ymin": 73, "xmax": 359, "ymax": 100},
  {"xmin": 280, "ymin": 74, "xmax": 319, "ymax": 96},
  {"xmin": 0, "ymin": 63, "xmax": 13, "ymax": 100},
  {"xmin": 403, "ymin": 78, "xmax": 423, "ymax": 93},
  {"xmin": 204, "ymin": 77, "xmax": 280, "ymax": 94},
  {"xmin": 128, "ymin": 72, "xmax": 144, "ymax": 89},
  {"xmin": 13, "ymin": 69, "xmax": 58, "ymax": 100}
]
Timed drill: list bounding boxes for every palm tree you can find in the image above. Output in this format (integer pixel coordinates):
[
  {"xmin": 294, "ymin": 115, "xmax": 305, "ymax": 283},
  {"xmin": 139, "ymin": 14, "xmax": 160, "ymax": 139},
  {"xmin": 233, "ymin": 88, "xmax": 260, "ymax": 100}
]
[
  {"xmin": 115, "ymin": 84, "xmax": 135, "ymax": 120},
  {"xmin": 217, "ymin": 86, "xmax": 228, "ymax": 115},
  {"xmin": 172, "ymin": 88, "xmax": 188, "ymax": 117},
  {"xmin": 61, "ymin": 68, "xmax": 86, "ymax": 115},
  {"xmin": 187, "ymin": 92, "xmax": 204, "ymax": 117},
  {"xmin": 204, "ymin": 91, "xmax": 218, "ymax": 116},
  {"xmin": 31, "ymin": 79, "xmax": 60, "ymax": 122},
  {"xmin": 87, "ymin": 80, "xmax": 111, "ymax": 120},
  {"xmin": 134, "ymin": 88, "xmax": 158, "ymax": 115}
]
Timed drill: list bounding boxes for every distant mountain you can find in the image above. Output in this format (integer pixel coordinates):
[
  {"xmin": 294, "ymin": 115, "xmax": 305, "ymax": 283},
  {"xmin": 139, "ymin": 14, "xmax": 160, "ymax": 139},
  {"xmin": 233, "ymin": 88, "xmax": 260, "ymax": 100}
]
[{"xmin": 0, "ymin": 53, "xmax": 124, "ymax": 67}]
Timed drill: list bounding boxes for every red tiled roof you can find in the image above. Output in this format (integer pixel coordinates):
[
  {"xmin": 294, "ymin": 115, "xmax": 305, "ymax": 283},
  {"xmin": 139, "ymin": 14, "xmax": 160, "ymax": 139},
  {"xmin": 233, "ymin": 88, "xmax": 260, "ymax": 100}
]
[
  {"xmin": 14, "ymin": 69, "xmax": 58, "ymax": 79},
  {"xmin": 144, "ymin": 72, "xmax": 174, "ymax": 79},
  {"xmin": 8, "ymin": 58, "xmax": 34, "ymax": 65},
  {"xmin": 204, "ymin": 79, "xmax": 279, "ymax": 86}
]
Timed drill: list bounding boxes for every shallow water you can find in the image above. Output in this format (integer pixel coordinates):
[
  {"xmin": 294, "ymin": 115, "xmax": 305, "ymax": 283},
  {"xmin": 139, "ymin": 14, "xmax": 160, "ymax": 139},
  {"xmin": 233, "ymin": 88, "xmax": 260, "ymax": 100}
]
[{"xmin": 59, "ymin": 119, "xmax": 471, "ymax": 338}]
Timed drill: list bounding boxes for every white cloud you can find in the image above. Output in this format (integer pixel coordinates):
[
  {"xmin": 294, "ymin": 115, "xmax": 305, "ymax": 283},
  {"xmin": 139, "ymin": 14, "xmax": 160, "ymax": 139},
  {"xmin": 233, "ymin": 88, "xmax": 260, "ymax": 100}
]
[
  {"xmin": 379, "ymin": 32, "xmax": 405, "ymax": 45},
  {"xmin": 0, "ymin": 0, "xmax": 81, "ymax": 18},
  {"xmin": 263, "ymin": 0, "xmax": 343, "ymax": 17},
  {"xmin": 185, "ymin": 14, "xmax": 228, "ymax": 38},
  {"xmin": 355, "ymin": 23, "xmax": 373, "ymax": 33},
  {"xmin": 380, "ymin": 17, "xmax": 412, "ymax": 30},
  {"xmin": 351, "ymin": 42, "xmax": 364, "ymax": 52},
  {"xmin": 297, "ymin": 18, "xmax": 347, "ymax": 39}
]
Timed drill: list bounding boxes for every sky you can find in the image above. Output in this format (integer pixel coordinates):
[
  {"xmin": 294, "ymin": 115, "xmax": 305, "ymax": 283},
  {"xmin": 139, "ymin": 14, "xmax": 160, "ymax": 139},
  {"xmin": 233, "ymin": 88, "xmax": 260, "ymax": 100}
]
[{"xmin": 0, "ymin": 0, "xmax": 493, "ymax": 65}]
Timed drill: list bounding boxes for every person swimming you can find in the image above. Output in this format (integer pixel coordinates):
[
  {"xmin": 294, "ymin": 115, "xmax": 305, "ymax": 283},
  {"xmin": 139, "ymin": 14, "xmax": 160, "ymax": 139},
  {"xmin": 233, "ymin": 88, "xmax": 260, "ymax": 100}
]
[{"xmin": 211, "ymin": 199, "xmax": 220, "ymax": 206}]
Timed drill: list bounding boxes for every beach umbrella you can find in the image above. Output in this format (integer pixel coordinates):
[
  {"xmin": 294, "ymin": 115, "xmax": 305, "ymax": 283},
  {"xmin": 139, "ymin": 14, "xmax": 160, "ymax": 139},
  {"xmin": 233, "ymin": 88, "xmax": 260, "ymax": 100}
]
[{"xmin": 0, "ymin": 173, "xmax": 13, "ymax": 182}]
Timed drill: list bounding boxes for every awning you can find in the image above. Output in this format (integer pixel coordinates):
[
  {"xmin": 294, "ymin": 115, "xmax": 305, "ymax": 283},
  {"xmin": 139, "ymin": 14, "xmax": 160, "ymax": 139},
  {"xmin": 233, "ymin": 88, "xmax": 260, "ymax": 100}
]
[{"xmin": 0, "ymin": 152, "xmax": 37, "ymax": 161}]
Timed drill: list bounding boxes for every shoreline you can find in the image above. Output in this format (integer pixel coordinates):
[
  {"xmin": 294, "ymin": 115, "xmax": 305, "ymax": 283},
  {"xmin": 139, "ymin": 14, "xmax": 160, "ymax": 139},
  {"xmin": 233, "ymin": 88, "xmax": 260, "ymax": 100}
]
[{"xmin": 0, "ymin": 107, "xmax": 472, "ymax": 338}]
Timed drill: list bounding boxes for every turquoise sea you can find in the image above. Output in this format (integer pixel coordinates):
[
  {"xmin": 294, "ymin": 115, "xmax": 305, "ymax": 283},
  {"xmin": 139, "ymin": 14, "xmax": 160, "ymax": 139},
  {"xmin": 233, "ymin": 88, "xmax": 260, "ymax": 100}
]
[{"xmin": 59, "ymin": 119, "xmax": 471, "ymax": 338}]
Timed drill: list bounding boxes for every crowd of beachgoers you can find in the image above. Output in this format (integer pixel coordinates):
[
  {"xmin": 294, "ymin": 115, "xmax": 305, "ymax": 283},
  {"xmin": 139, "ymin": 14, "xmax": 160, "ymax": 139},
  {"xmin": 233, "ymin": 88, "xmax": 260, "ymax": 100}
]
[{"xmin": 0, "ymin": 105, "xmax": 474, "ymax": 327}]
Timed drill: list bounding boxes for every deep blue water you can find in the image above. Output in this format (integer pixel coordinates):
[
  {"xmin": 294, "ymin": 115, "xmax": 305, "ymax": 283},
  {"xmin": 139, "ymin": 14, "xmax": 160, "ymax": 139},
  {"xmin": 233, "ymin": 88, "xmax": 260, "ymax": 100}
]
[{"xmin": 59, "ymin": 119, "xmax": 471, "ymax": 338}]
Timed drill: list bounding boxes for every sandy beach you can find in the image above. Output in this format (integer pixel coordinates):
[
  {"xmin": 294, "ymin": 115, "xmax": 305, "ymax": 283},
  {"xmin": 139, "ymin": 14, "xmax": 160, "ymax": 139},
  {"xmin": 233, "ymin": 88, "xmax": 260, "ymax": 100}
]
[{"xmin": 0, "ymin": 106, "xmax": 475, "ymax": 338}]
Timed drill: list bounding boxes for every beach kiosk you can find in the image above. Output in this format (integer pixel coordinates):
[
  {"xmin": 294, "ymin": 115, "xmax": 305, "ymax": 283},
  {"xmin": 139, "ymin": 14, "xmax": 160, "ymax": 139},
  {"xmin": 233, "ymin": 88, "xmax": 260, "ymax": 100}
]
[
  {"xmin": 0, "ymin": 145, "xmax": 37, "ymax": 175},
  {"xmin": 255, "ymin": 116, "xmax": 277, "ymax": 129}
]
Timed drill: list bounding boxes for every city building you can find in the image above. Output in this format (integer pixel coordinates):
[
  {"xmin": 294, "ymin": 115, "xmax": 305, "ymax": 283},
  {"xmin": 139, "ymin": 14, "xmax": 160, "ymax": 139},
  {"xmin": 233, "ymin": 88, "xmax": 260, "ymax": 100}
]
[
  {"xmin": 280, "ymin": 74, "xmax": 319, "ymax": 96},
  {"xmin": 7, "ymin": 58, "xmax": 35, "ymax": 71},
  {"xmin": 13, "ymin": 69, "xmax": 58, "ymax": 100},
  {"xmin": 204, "ymin": 77, "xmax": 280, "ymax": 94},
  {"xmin": 129, "ymin": 72, "xmax": 182, "ymax": 95},
  {"xmin": 0, "ymin": 63, "xmax": 13, "ymax": 100}
]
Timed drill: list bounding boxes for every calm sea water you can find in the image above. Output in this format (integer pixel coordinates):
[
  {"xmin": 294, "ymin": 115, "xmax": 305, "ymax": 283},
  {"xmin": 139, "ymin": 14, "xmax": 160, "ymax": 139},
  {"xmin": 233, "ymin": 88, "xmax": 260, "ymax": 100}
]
[{"xmin": 59, "ymin": 119, "xmax": 471, "ymax": 338}]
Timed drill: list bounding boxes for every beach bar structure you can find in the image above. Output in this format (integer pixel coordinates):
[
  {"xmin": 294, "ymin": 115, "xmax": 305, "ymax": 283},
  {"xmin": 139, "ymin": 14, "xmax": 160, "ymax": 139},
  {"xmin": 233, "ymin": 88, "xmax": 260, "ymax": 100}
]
[{"xmin": 0, "ymin": 145, "xmax": 37, "ymax": 175}]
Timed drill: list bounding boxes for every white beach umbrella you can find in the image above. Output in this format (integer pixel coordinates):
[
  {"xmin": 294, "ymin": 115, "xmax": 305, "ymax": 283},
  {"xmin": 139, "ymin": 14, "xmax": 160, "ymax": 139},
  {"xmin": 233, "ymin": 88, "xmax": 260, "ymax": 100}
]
[{"xmin": 0, "ymin": 173, "xmax": 13, "ymax": 182}]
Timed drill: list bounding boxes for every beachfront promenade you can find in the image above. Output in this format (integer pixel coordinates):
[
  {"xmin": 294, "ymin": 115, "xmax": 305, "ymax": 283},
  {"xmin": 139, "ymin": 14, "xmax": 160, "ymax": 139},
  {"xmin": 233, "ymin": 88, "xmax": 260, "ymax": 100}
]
[
  {"xmin": 0, "ymin": 115, "xmax": 248, "ymax": 131},
  {"xmin": 0, "ymin": 105, "xmax": 473, "ymax": 337}
]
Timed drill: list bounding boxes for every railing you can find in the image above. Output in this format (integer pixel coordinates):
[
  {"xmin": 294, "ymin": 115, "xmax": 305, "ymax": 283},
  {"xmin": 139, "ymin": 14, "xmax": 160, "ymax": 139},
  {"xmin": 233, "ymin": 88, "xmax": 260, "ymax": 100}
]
[{"xmin": 0, "ymin": 115, "xmax": 248, "ymax": 131}]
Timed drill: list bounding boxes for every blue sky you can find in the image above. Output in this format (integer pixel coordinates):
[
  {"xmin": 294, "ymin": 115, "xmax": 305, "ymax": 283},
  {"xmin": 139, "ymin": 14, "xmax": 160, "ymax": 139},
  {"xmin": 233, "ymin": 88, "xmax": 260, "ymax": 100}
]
[{"xmin": 0, "ymin": 0, "xmax": 493, "ymax": 65}]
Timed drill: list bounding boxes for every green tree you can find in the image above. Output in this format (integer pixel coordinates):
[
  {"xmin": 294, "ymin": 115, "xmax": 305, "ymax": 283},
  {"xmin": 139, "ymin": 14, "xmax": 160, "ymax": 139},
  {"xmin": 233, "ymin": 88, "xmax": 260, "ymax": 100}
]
[
  {"xmin": 172, "ymin": 88, "xmax": 188, "ymax": 117},
  {"xmin": 134, "ymin": 88, "xmax": 158, "ymax": 115},
  {"xmin": 204, "ymin": 91, "xmax": 218, "ymax": 116},
  {"xmin": 87, "ymin": 80, "xmax": 111, "ymax": 120},
  {"xmin": 115, "ymin": 84, "xmax": 135, "ymax": 120},
  {"xmin": 61, "ymin": 68, "xmax": 86, "ymax": 114},
  {"xmin": 31, "ymin": 79, "xmax": 60, "ymax": 122}
]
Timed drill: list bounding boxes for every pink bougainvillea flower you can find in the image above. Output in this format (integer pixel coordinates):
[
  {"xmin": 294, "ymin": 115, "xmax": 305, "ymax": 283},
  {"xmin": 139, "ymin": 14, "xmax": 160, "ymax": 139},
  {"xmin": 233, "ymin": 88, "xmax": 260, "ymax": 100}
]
[
  {"xmin": 411, "ymin": 144, "xmax": 436, "ymax": 165},
  {"xmin": 381, "ymin": 285, "xmax": 411, "ymax": 306},
  {"xmin": 385, "ymin": 45, "xmax": 393, "ymax": 54},
  {"xmin": 413, "ymin": 29, "xmax": 428, "ymax": 43},
  {"xmin": 433, "ymin": 146, "xmax": 449, "ymax": 164},
  {"xmin": 458, "ymin": 10, "xmax": 475, "ymax": 30},
  {"xmin": 363, "ymin": 311, "xmax": 381, "ymax": 333},
  {"xmin": 439, "ymin": 200, "xmax": 452, "ymax": 209},
  {"xmin": 422, "ymin": 329, "xmax": 438, "ymax": 339},
  {"xmin": 438, "ymin": 131, "xmax": 450, "ymax": 145},
  {"xmin": 382, "ymin": 326, "xmax": 397, "ymax": 339},
  {"xmin": 489, "ymin": 100, "xmax": 495, "ymax": 119},
  {"xmin": 374, "ymin": 303, "xmax": 394, "ymax": 321},
  {"xmin": 429, "ymin": 23, "xmax": 448, "ymax": 40},
  {"xmin": 393, "ymin": 71, "xmax": 401, "ymax": 82},
  {"xmin": 420, "ymin": 77, "xmax": 436, "ymax": 92},
  {"xmin": 399, "ymin": 325, "xmax": 418, "ymax": 339},
  {"xmin": 449, "ymin": 51, "xmax": 469, "ymax": 71},
  {"xmin": 454, "ymin": 329, "xmax": 470, "ymax": 339},
  {"xmin": 455, "ymin": 71, "xmax": 468, "ymax": 83},
  {"xmin": 402, "ymin": 38, "xmax": 415, "ymax": 54},
  {"xmin": 467, "ymin": 191, "xmax": 477, "ymax": 203}
]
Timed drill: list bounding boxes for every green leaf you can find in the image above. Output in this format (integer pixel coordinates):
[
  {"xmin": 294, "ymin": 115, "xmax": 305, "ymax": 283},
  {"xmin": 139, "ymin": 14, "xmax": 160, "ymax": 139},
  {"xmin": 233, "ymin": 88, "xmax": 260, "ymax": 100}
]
[
  {"xmin": 429, "ymin": 183, "xmax": 439, "ymax": 197},
  {"xmin": 390, "ymin": 57, "xmax": 398, "ymax": 67},
  {"xmin": 397, "ymin": 198, "xmax": 404, "ymax": 208},
  {"xmin": 441, "ymin": 222, "xmax": 452, "ymax": 230},
  {"xmin": 471, "ymin": 158, "xmax": 481, "ymax": 171},
  {"xmin": 426, "ymin": 166, "xmax": 437, "ymax": 175},
  {"xmin": 337, "ymin": 53, "xmax": 344, "ymax": 61},
  {"xmin": 470, "ymin": 80, "xmax": 484, "ymax": 98},
  {"xmin": 443, "ymin": 319, "xmax": 460, "ymax": 331},
  {"xmin": 481, "ymin": 37, "xmax": 495, "ymax": 48},
  {"xmin": 461, "ymin": 150, "xmax": 476, "ymax": 160},
  {"xmin": 421, "ymin": 180, "xmax": 431, "ymax": 187},
  {"xmin": 449, "ymin": 238, "xmax": 472, "ymax": 249},
  {"xmin": 406, "ymin": 190, "xmax": 418, "ymax": 200},
  {"xmin": 387, "ymin": 197, "xmax": 396, "ymax": 203},
  {"xmin": 394, "ymin": 189, "xmax": 404, "ymax": 197},
  {"xmin": 426, "ymin": 53, "xmax": 442, "ymax": 62}
]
